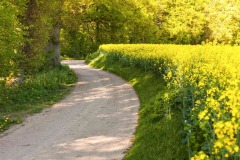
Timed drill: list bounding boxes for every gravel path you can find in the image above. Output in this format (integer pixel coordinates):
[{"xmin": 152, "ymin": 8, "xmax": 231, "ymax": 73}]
[{"xmin": 0, "ymin": 60, "xmax": 139, "ymax": 160}]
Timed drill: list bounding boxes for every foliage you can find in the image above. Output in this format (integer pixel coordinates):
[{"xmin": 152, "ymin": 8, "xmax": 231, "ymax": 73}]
[
  {"xmin": 97, "ymin": 44, "xmax": 240, "ymax": 159},
  {"xmin": 0, "ymin": 0, "xmax": 76, "ymax": 133},
  {"xmin": 0, "ymin": 115, "xmax": 20, "ymax": 132},
  {"xmin": 0, "ymin": 0, "xmax": 63, "ymax": 85},
  {"xmin": 86, "ymin": 51, "xmax": 187, "ymax": 160},
  {"xmin": 61, "ymin": 0, "xmax": 159, "ymax": 58},
  {"xmin": 204, "ymin": 0, "xmax": 240, "ymax": 44},
  {"xmin": 0, "ymin": 0, "xmax": 27, "ymax": 78},
  {"xmin": 0, "ymin": 65, "xmax": 76, "ymax": 108},
  {"xmin": 157, "ymin": 0, "xmax": 207, "ymax": 44},
  {"xmin": 61, "ymin": 0, "xmax": 240, "ymax": 58},
  {"xmin": 22, "ymin": 0, "xmax": 63, "ymax": 73},
  {"xmin": 2, "ymin": 0, "xmax": 240, "ymax": 74},
  {"xmin": 0, "ymin": 65, "xmax": 77, "ymax": 131}
]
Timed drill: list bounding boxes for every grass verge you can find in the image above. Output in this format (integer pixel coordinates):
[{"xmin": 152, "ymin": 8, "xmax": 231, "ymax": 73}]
[
  {"xmin": 86, "ymin": 52, "xmax": 188, "ymax": 160},
  {"xmin": 0, "ymin": 65, "xmax": 77, "ymax": 132}
]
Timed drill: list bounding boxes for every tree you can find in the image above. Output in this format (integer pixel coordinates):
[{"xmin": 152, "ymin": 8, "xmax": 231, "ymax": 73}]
[
  {"xmin": 0, "ymin": 0, "xmax": 26, "ymax": 81},
  {"xmin": 156, "ymin": 0, "xmax": 207, "ymax": 44},
  {"xmin": 22, "ymin": 0, "xmax": 63, "ymax": 73},
  {"xmin": 61, "ymin": 0, "xmax": 160, "ymax": 58},
  {"xmin": 204, "ymin": 0, "xmax": 240, "ymax": 44}
]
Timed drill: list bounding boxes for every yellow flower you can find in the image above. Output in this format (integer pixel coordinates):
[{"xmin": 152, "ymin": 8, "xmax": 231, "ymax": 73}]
[
  {"xmin": 167, "ymin": 71, "xmax": 172, "ymax": 78},
  {"xmin": 225, "ymin": 153, "xmax": 229, "ymax": 158},
  {"xmin": 234, "ymin": 146, "xmax": 239, "ymax": 152},
  {"xmin": 195, "ymin": 100, "xmax": 201, "ymax": 104},
  {"xmin": 101, "ymin": 44, "xmax": 240, "ymax": 159},
  {"xmin": 214, "ymin": 141, "xmax": 223, "ymax": 148}
]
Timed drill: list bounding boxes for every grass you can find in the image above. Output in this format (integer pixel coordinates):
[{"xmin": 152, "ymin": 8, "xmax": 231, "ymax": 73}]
[
  {"xmin": 86, "ymin": 52, "xmax": 188, "ymax": 160},
  {"xmin": 0, "ymin": 65, "xmax": 77, "ymax": 131},
  {"xmin": 60, "ymin": 54, "xmax": 86, "ymax": 60}
]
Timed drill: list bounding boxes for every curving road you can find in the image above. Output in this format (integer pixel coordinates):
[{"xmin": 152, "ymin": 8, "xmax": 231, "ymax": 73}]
[{"xmin": 0, "ymin": 60, "xmax": 139, "ymax": 160}]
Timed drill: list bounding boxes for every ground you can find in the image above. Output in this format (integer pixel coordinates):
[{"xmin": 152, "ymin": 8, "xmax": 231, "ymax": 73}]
[{"xmin": 0, "ymin": 60, "xmax": 139, "ymax": 160}]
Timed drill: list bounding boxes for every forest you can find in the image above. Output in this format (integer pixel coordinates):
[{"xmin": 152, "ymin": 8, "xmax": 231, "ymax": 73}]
[
  {"xmin": 1, "ymin": 0, "xmax": 240, "ymax": 159},
  {"xmin": 1, "ymin": 0, "xmax": 240, "ymax": 78},
  {"xmin": 61, "ymin": 0, "xmax": 240, "ymax": 57}
]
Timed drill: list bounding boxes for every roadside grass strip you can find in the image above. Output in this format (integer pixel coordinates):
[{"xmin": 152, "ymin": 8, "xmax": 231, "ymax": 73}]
[
  {"xmin": 87, "ymin": 44, "xmax": 240, "ymax": 160},
  {"xmin": 87, "ymin": 51, "xmax": 187, "ymax": 160},
  {"xmin": 0, "ymin": 65, "xmax": 77, "ymax": 131}
]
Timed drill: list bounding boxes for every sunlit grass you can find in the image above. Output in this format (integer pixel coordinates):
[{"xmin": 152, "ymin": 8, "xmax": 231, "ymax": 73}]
[
  {"xmin": 95, "ymin": 44, "xmax": 240, "ymax": 159},
  {"xmin": 0, "ymin": 65, "xmax": 77, "ymax": 131},
  {"xmin": 86, "ymin": 52, "xmax": 188, "ymax": 160}
]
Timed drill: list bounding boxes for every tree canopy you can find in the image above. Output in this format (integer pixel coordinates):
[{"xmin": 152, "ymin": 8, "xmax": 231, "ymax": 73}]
[
  {"xmin": 1, "ymin": 0, "xmax": 240, "ymax": 79},
  {"xmin": 61, "ymin": 0, "xmax": 240, "ymax": 58},
  {"xmin": 0, "ymin": 0, "xmax": 63, "ymax": 83}
]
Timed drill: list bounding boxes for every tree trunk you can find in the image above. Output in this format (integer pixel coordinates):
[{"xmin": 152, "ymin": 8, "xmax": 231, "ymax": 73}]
[{"xmin": 46, "ymin": 24, "xmax": 61, "ymax": 66}]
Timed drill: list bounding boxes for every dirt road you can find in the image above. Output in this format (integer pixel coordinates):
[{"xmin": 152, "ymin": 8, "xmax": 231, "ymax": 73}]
[{"xmin": 0, "ymin": 60, "xmax": 139, "ymax": 160}]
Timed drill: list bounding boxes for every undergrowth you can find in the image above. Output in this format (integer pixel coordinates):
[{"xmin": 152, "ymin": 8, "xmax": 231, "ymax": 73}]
[{"xmin": 0, "ymin": 65, "xmax": 77, "ymax": 132}]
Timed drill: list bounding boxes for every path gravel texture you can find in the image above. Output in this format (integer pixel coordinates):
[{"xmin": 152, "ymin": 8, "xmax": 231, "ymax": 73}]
[{"xmin": 0, "ymin": 60, "xmax": 139, "ymax": 160}]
